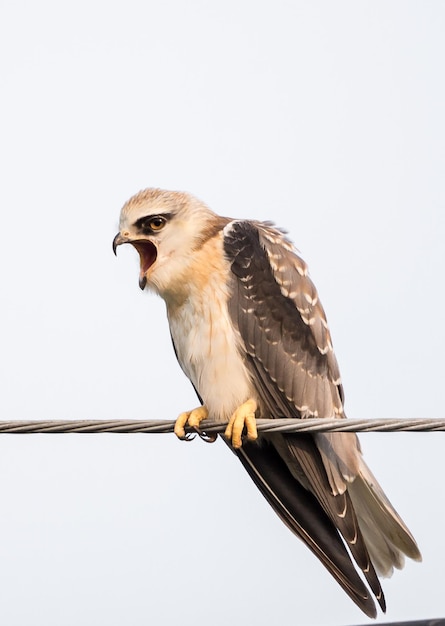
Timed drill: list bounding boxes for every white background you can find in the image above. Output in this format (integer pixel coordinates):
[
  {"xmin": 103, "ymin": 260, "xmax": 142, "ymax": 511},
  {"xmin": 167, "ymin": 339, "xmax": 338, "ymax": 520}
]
[{"xmin": 0, "ymin": 1, "xmax": 444, "ymax": 624}]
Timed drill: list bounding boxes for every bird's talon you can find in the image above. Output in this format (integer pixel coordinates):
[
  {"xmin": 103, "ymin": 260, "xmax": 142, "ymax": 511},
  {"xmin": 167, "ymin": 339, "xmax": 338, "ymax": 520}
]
[
  {"xmin": 225, "ymin": 399, "xmax": 258, "ymax": 448},
  {"xmin": 175, "ymin": 429, "xmax": 195, "ymax": 442},
  {"xmin": 190, "ymin": 424, "xmax": 216, "ymax": 443},
  {"xmin": 198, "ymin": 431, "xmax": 217, "ymax": 444},
  {"xmin": 174, "ymin": 406, "xmax": 209, "ymax": 442}
]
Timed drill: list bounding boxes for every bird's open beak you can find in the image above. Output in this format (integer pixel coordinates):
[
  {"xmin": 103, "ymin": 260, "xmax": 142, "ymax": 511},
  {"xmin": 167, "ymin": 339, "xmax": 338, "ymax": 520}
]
[{"xmin": 113, "ymin": 233, "xmax": 158, "ymax": 290}]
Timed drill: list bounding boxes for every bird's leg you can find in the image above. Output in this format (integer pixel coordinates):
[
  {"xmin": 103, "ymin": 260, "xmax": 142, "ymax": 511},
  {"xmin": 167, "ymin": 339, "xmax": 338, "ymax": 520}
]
[
  {"xmin": 224, "ymin": 399, "xmax": 258, "ymax": 449},
  {"xmin": 174, "ymin": 406, "xmax": 215, "ymax": 442}
]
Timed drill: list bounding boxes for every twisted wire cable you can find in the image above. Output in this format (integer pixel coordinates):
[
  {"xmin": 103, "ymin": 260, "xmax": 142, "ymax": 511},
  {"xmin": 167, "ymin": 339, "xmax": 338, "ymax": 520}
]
[{"xmin": 0, "ymin": 417, "xmax": 443, "ymax": 434}]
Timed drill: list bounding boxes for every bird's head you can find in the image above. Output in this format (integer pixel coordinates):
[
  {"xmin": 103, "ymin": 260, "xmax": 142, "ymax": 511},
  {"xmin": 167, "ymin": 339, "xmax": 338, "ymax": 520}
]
[{"xmin": 113, "ymin": 188, "xmax": 227, "ymax": 296}]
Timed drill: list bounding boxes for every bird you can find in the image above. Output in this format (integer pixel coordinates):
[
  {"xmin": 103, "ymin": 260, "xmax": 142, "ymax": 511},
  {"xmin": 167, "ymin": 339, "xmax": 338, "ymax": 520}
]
[{"xmin": 113, "ymin": 187, "xmax": 421, "ymax": 618}]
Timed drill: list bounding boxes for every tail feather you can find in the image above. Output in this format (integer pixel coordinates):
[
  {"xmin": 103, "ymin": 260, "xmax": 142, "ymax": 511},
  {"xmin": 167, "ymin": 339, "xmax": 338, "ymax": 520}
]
[
  {"xmin": 283, "ymin": 434, "xmax": 385, "ymax": 611},
  {"xmin": 230, "ymin": 433, "xmax": 421, "ymax": 616},
  {"xmin": 348, "ymin": 459, "xmax": 422, "ymax": 577},
  {"xmin": 233, "ymin": 439, "xmax": 380, "ymax": 618}
]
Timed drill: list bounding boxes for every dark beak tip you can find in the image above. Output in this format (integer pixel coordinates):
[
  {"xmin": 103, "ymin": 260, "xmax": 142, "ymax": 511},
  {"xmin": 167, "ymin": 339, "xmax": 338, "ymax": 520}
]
[
  {"xmin": 112, "ymin": 234, "xmax": 120, "ymax": 256},
  {"xmin": 139, "ymin": 275, "xmax": 147, "ymax": 290}
]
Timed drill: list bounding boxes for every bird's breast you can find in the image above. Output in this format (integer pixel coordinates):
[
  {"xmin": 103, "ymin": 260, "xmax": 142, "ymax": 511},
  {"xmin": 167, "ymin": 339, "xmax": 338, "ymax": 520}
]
[{"xmin": 167, "ymin": 275, "xmax": 254, "ymax": 422}]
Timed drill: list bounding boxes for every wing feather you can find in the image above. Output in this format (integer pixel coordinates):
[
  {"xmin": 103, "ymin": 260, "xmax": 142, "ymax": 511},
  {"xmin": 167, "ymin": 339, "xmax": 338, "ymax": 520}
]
[{"xmin": 224, "ymin": 219, "xmax": 353, "ymax": 485}]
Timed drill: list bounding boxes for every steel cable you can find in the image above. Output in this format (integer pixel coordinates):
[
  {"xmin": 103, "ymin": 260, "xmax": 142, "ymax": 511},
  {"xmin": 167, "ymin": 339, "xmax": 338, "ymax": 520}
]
[{"xmin": 0, "ymin": 417, "xmax": 443, "ymax": 434}]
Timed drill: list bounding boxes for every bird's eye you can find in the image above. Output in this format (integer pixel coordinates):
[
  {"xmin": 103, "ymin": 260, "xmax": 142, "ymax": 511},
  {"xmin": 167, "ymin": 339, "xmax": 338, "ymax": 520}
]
[
  {"xmin": 148, "ymin": 216, "xmax": 166, "ymax": 231},
  {"xmin": 135, "ymin": 213, "xmax": 170, "ymax": 234}
]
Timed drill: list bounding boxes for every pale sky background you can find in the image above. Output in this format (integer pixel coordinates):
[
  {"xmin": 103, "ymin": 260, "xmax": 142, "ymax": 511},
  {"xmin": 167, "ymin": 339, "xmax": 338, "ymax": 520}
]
[{"xmin": 0, "ymin": 1, "xmax": 444, "ymax": 625}]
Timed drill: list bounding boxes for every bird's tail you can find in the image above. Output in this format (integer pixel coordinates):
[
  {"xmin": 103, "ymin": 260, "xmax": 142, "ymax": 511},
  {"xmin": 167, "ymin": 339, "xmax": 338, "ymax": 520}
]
[
  {"xmin": 348, "ymin": 458, "xmax": 422, "ymax": 577},
  {"xmin": 233, "ymin": 439, "xmax": 382, "ymax": 618}
]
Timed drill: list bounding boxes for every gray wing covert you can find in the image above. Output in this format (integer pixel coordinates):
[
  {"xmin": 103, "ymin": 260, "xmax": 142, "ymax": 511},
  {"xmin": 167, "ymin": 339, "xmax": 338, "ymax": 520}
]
[{"xmin": 223, "ymin": 219, "xmax": 344, "ymax": 420}]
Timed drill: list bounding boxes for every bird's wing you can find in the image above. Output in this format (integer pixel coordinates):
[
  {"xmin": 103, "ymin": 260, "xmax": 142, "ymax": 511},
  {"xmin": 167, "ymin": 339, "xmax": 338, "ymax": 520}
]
[
  {"xmin": 223, "ymin": 219, "xmax": 385, "ymax": 615},
  {"xmin": 223, "ymin": 219, "xmax": 359, "ymax": 493}
]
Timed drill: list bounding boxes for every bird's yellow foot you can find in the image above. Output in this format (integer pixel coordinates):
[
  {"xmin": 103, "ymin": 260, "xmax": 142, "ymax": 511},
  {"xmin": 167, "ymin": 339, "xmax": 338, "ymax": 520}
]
[
  {"xmin": 224, "ymin": 399, "xmax": 258, "ymax": 449},
  {"xmin": 174, "ymin": 406, "xmax": 215, "ymax": 443}
]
